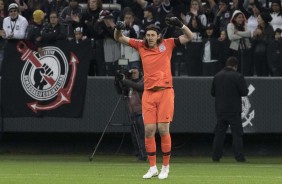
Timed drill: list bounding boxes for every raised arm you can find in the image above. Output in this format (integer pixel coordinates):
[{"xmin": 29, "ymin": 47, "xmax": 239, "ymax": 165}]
[
  {"xmin": 178, "ymin": 24, "xmax": 194, "ymax": 45},
  {"xmin": 114, "ymin": 21, "xmax": 130, "ymax": 45},
  {"xmin": 165, "ymin": 17, "xmax": 193, "ymax": 44}
]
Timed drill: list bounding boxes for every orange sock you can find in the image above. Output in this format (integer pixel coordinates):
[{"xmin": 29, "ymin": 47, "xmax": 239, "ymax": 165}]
[
  {"xmin": 161, "ymin": 134, "xmax": 171, "ymax": 166},
  {"xmin": 145, "ymin": 137, "xmax": 156, "ymax": 166}
]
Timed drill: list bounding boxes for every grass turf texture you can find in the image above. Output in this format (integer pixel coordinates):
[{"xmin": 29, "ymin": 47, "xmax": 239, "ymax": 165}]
[{"xmin": 0, "ymin": 155, "xmax": 281, "ymax": 184}]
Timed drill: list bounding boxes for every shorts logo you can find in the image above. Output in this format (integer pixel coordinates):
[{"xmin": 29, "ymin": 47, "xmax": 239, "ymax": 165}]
[
  {"xmin": 159, "ymin": 44, "xmax": 166, "ymax": 52},
  {"xmin": 16, "ymin": 41, "xmax": 79, "ymax": 113},
  {"xmin": 242, "ymin": 84, "xmax": 255, "ymax": 127}
]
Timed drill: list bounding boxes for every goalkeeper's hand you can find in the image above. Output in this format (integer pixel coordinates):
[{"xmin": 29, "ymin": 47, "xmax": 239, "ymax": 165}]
[
  {"xmin": 165, "ymin": 17, "xmax": 184, "ymax": 28},
  {"xmin": 115, "ymin": 21, "xmax": 125, "ymax": 30}
]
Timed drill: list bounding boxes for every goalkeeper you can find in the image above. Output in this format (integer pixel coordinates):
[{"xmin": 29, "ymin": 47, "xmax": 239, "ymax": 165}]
[{"xmin": 114, "ymin": 17, "xmax": 193, "ymax": 180}]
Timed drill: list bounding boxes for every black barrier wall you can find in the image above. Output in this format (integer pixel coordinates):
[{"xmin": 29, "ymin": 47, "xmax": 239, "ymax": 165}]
[{"xmin": 1, "ymin": 77, "xmax": 282, "ymax": 133}]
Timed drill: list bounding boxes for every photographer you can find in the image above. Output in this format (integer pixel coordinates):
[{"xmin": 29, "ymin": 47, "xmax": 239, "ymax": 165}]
[{"xmin": 119, "ymin": 66, "xmax": 147, "ymax": 161}]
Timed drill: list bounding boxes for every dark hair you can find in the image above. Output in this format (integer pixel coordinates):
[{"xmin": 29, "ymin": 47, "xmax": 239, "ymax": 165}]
[
  {"xmin": 49, "ymin": 11, "xmax": 59, "ymax": 18},
  {"xmin": 225, "ymin": 57, "xmax": 238, "ymax": 67},
  {"xmin": 144, "ymin": 24, "xmax": 162, "ymax": 47},
  {"xmin": 231, "ymin": 12, "xmax": 246, "ymax": 29},
  {"xmin": 275, "ymin": 28, "xmax": 282, "ymax": 34},
  {"xmin": 87, "ymin": 0, "xmax": 103, "ymax": 11},
  {"xmin": 145, "ymin": 24, "xmax": 161, "ymax": 35},
  {"xmin": 270, "ymin": 0, "xmax": 282, "ymax": 16}
]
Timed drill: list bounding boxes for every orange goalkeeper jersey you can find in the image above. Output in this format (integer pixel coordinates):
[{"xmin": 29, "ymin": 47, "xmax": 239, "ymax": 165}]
[{"xmin": 129, "ymin": 38, "xmax": 176, "ymax": 90}]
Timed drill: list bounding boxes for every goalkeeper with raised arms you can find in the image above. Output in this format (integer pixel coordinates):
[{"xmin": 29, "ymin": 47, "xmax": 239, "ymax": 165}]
[{"xmin": 114, "ymin": 17, "xmax": 193, "ymax": 180}]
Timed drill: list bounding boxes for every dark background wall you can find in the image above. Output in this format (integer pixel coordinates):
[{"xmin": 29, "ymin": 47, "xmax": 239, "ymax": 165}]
[{"xmin": 1, "ymin": 77, "xmax": 281, "ymax": 133}]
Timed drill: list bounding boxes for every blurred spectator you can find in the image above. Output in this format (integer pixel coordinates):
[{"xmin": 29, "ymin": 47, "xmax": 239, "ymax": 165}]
[
  {"xmin": 213, "ymin": 0, "xmax": 232, "ymax": 33},
  {"xmin": 181, "ymin": 0, "xmax": 207, "ymax": 28},
  {"xmin": 45, "ymin": 0, "xmax": 68, "ymax": 20},
  {"xmin": 59, "ymin": 0, "xmax": 83, "ymax": 39},
  {"xmin": 25, "ymin": 9, "xmax": 44, "ymax": 55},
  {"xmin": 246, "ymin": 1, "xmax": 261, "ymax": 34},
  {"xmin": 218, "ymin": 30, "xmax": 231, "ymax": 68},
  {"xmin": 136, "ymin": 0, "xmax": 172, "ymax": 30},
  {"xmin": 2, "ymin": 3, "xmax": 28, "ymax": 40},
  {"xmin": 80, "ymin": 0, "xmax": 102, "ymax": 76},
  {"xmin": 227, "ymin": 10, "xmax": 253, "ymax": 76},
  {"xmin": 185, "ymin": 13, "xmax": 205, "ymax": 76},
  {"xmin": 0, "ymin": 0, "xmax": 6, "ymax": 75},
  {"xmin": 94, "ymin": 10, "xmax": 120, "ymax": 76},
  {"xmin": 73, "ymin": 26, "xmax": 87, "ymax": 43},
  {"xmin": 120, "ymin": 10, "xmax": 141, "ymax": 69},
  {"xmin": 252, "ymin": 12, "xmax": 274, "ymax": 76},
  {"xmin": 270, "ymin": 0, "xmax": 282, "ymax": 32},
  {"xmin": 202, "ymin": 0, "xmax": 218, "ymax": 26},
  {"xmin": 171, "ymin": 0, "xmax": 190, "ymax": 19},
  {"xmin": 267, "ymin": 28, "xmax": 282, "ymax": 76},
  {"xmin": 27, "ymin": 0, "xmax": 45, "ymax": 21},
  {"xmin": 140, "ymin": 5, "xmax": 160, "ymax": 38},
  {"xmin": 119, "ymin": 0, "xmax": 144, "ymax": 24},
  {"xmin": 81, "ymin": 0, "xmax": 101, "ymax": 39},
  {"xmin": 14, "ymin": 0, "xmax": 29, "ymax": 18},
  {"xmin": 41, "ymin": 11, "xmax": 66, "ymax": 44},
  {"xmin": 201, "ymin": 23, "xmax": 221, "ymax": 76},
  {"xmin": 163, "ymin": 13, "xmax": 185, "ymax": 76}
]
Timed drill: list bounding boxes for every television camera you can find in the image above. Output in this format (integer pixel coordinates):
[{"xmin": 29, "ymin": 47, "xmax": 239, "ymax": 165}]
[{"xmin": 114, "ymin": 59, "xmax": 132, "ymax": 96}]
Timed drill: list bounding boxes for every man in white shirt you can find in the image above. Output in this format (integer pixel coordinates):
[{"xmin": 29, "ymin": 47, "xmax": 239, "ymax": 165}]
[{"xmin": 1, "ymin": 3, "xmax": 28, "ymax": 40}]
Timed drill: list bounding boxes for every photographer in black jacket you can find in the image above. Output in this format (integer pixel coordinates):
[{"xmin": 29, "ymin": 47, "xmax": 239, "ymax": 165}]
[{"xmin": 118, "ymin": 66, "xmax": 147, "ymax": 161}]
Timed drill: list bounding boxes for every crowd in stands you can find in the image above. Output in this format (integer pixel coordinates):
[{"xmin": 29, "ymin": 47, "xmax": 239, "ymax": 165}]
[{"xmin": 0, "ymin": 0, "xmax": 282, "ymax": 76}]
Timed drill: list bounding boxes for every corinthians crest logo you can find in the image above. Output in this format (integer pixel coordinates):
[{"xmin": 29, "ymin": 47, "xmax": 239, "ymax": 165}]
[
  {"xmin": 17, "ymin": 41, "xmax": 79, "ymax": 113},
  {"xmin": 241, "ymin": 84, "xmax": 255, "ymax": 127}
]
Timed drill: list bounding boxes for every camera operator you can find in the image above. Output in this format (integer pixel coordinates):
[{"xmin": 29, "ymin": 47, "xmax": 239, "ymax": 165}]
[{"xmin": 119, "ymin": 66, "xmax": 147, "ymax": 161}]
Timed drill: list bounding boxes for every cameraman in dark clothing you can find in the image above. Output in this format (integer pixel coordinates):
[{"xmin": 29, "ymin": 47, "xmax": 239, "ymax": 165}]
[
  {"xmin": 211, "ymin": 56, "xmax": 248, "ymax": 162},
  {"xmin": 120, "ymin": 66, "xmax": 147, "ymax": 161}
]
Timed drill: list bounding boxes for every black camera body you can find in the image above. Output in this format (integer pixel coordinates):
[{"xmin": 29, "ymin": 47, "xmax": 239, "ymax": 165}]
[{"xmin": 114, "ymin": 67, "xmax": 132, "ymax": 96}]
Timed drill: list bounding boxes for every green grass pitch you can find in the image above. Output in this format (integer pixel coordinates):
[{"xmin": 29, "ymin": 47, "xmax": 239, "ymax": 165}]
[{"xmin": 0, "ymin": 154, "xmax": 281, "ymax": 184}]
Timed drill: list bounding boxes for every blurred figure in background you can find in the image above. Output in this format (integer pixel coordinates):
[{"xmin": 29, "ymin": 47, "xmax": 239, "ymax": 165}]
[
  {"xmin": 45, "ymin": 0, "xmax": 68, "ymax": 18},
  {"xmin": 267, "ymin": 28, "xmax": 282, "ymax": 76},
  {"xmin": 211, "ymin": 56, "xmax": 248, "ymax": 163},
  {"xmin": 213, "ymin": 0, "xmax": 232, "ymax": 34},
  {"xmin": 270, "ymin": 0, "xmax": 282, "ymax": 32},
  {"xmin": 25, "ymin": 9, "xmax": 45, "ymax": 55},
  {"xmin": 252, "ymin": 12, "xmax": 274, "ymax": 76},
  {"xmin": 120, "ymin": 10, "xmax": 141, "ymax": 69},
  {"xmin": 59, "ymin": 0, "xmax": 83, "ymax": 40},
  {"xmin": 120, "ymin": 66, "xmax": 147, "ymax": 161},
  {"xmin": 80, "ymin": 0, "xmax": 102, "ymax": 76},
  {"xmin": 2, "ymin": 3, "xmax": 28, "ymax": 41},
  {"xmin": 227, "ymin": 10, "xmax": 252, "ymax": 76},
  {"xmin": 140, "ymin": 5, "xmax": 160, "ymax": 38},
  {"xmin": 95, "ymin": 9, "xmax": 120, "ymax": 76},
  {"xmin": 201, "ymin": 23, "xmax": 221, "ymax": 76},
  {"xmin": 218, "ymin": 30, "xmax": 230, "ymax": 69},
  {"xmin": 41, "ymin": 11, "xmax": 66, "ymax": 45},
  {"xmin": 0, "ymin": 0, "xmax": 6, "ymax": 75}
]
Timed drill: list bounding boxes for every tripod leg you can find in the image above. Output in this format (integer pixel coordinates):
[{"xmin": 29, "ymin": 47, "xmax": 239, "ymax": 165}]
[
  {"xmin": 89, "ymin": 96, "xmax": 122, "ymax": 161},
  {"xmin": 131, "ymin": 121, "xmax": 145, "ymax": 159}
]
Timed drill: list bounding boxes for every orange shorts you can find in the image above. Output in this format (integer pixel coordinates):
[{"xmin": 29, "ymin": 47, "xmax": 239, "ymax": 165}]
[{"xmin": 142, "ymin": 88, "xmax": 174, "ymax": 124}]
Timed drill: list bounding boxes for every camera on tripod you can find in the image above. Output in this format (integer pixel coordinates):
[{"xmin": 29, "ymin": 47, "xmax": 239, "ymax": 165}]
[{"xmin": 114, "ymin": 58, "xmax": 132, "ymax": 96}]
